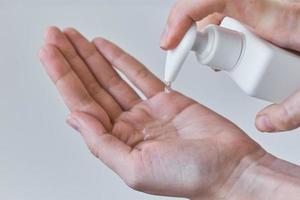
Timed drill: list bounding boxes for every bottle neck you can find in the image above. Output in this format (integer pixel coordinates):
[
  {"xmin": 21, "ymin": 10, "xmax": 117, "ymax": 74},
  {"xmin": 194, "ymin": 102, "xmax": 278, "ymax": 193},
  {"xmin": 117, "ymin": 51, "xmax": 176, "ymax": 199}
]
[{"xmin": 191, "ymin": 25, "xmax": 244, "ymax": 72}]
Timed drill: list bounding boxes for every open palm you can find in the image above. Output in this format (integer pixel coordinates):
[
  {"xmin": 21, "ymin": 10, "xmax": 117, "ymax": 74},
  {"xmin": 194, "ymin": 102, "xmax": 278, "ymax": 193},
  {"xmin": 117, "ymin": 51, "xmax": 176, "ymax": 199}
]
[{"xmin": 39, "ymin": 27, "xmax": 264, "ymax": 199}]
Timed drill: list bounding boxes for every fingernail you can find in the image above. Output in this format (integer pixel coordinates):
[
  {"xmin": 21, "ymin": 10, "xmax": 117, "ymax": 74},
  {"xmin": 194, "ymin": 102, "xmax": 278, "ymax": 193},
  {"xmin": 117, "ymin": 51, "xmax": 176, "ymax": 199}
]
[
  {"xmin": 66, "ymin": 116, "xmax": 81, "ymax": 132},
  {"xmin": 256, "ymin": 115, "xmax": 274, "ymax": 132},
  {"xmin": 160, "ymin": 25, "xmax": 169, "ymax": 48}
]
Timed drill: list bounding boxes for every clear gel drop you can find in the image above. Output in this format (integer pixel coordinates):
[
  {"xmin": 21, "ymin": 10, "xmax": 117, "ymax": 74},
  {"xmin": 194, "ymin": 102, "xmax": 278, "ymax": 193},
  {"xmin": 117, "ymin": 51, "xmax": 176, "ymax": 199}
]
[{"xmin": 164, "ymin": 82, "xmax": 173, "ymax": 94}]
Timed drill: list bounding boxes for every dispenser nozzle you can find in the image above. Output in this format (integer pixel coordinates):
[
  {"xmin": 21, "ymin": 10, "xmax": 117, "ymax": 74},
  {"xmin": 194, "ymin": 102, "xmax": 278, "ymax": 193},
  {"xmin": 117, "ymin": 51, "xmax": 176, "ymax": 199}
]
[{"xmin": 164, "ymin": 23, "xmax": 197, "ymax": 83}]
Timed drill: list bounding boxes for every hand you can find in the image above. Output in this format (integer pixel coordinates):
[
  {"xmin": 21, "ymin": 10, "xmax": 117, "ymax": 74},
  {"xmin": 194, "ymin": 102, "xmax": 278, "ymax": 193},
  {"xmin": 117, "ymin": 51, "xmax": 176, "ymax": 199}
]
[
  {"xmin": 160, "ymin": 0, "xmax": 300, "ymax": 52},
  {"xmin": 39, "ymin": 27, "xmax": 300, "ymax": 199},
  {"xmin": 161, "ymin": 0, "xmax": 300, "ymax": 133}
]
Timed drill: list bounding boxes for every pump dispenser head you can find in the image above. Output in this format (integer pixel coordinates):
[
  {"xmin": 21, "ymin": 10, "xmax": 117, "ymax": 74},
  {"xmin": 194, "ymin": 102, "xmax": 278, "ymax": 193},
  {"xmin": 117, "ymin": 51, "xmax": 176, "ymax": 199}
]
[{"xmin": 164, "ymin": 19, "xmax": 244, "ymax": 84}]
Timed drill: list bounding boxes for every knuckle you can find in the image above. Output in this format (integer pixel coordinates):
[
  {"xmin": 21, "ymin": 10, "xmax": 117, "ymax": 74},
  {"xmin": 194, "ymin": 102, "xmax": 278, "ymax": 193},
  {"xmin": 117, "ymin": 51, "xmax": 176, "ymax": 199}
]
[
  {"xmin": 45, "ymin": 27, "xmax": 61, "ymax": 41},
  {"xmin": 171, "ymin": 0, "xmax": 183, "ymax": 14},
  {"xmin": 277, "ymin": 104, "xmax": 299, "ymax": 130},
  {"xmin": 88, "ymin": 141, "xmax": 101, "ymax": 159},
  {"xmin": 83, "ymin": 48, "xmax": 98, "ymax": 60},
  {"xmin": 87, "ymin": 82, "xmax": 102, "ymax": 95},
  {"xmin": 135, "ymin": 67, "xmax": 149, "ymax": 80},
  {"xmin": 78, "ymin": 93, "xmax": 94, "ymax": 109},
  {"xmin": 54, "ymin": 67, "xmax": 72, "ymax": 85},
  {"xmin": 169, "ymin": 2, "xmax": 183, "ymax": 22},
  {"xmin": 43, "ymin": 44, "xmax": 58, "ymax": 57},
  {"xmin": 92, "ymin": 37, "xmax": 106, "ymax": 45},
  {"xmin": 106, "ymin": 75, "xmax": 122, "ymax": 90},
  {"xmin": 170, "ymin": 3, "xmax": 179, "ymax": 15},
  {"xmin": 126, "ymin": 95, "xmax": 141, "ymax": 108},
  {"xmin": 88, "ymin": 135, "xmax": 112, "ymax": 159},
  {"xmin": 111, "ymin": 50, "xmax": 126, "ymax": 67},
  {"xmin": 64, "ymin": 48, "xmax": 79, "ymax": 62}
]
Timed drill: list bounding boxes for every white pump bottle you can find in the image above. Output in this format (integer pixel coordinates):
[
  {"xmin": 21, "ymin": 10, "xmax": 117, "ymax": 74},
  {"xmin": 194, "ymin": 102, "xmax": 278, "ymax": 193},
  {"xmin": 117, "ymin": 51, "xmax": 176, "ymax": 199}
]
[{"xmin": 165, "ymin": 17, "xmax": 300, "ymax": 102}]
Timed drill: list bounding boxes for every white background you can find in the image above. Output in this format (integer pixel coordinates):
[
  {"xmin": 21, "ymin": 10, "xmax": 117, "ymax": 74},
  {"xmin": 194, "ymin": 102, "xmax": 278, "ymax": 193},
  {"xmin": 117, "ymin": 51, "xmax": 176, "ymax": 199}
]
[{"xmin": 0, "ymin": 1, "xmax": 299, "ymax": 200}]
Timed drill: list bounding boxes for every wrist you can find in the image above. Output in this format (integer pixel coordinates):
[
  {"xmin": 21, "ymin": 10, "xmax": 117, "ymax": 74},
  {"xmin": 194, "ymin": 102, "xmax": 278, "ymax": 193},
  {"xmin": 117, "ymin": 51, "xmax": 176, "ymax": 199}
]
[{"xmin": 224, "ymin": 152, "xmax": 300, "ymax": 200}]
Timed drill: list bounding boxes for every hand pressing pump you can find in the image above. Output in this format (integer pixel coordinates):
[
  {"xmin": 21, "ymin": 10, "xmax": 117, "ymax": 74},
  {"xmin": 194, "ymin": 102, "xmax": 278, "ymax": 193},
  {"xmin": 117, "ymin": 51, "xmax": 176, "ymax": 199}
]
[{"xmin": 164, "ymin": 17, "xmax": 300, "ymax": 102}]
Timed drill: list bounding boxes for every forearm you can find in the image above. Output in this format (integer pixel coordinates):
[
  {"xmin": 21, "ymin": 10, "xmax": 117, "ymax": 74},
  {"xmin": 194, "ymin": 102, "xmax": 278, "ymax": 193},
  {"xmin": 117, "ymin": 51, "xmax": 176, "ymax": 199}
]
[{"xmin": 225, "ymin": 153, "xmax": 300, "ymax": 200}]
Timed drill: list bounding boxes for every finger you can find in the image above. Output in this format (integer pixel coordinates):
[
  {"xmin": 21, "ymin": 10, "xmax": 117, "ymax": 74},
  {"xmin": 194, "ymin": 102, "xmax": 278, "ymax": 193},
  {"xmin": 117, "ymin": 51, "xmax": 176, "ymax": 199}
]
[
  {"xmin": 66, "ymin": 111, "xmax": 135, "ymax": 181},
  {"xmin": 63, "ymin": 28, "xmax": 141, "ymax": 110},
  {"xmin": 255, "ymin": 91, "xmax": 300, "ymax": 132},
  {"xmin": 44, "ymin": 27, "xmax": 123, "ymax": 120},
  {"xmin": 160, "ymin": 0, "xmax": 227, "ymax": 49},
  {"xmin": 39, "ymin": 44, "xmax": 112, "ymax": 130},
  {"xmin": 93, "ymin": 38, "xmax": 165, "ymax": 98},
  {"xmin": 196, "ymin": 13, "xmax": 225, "ymax": 30}
]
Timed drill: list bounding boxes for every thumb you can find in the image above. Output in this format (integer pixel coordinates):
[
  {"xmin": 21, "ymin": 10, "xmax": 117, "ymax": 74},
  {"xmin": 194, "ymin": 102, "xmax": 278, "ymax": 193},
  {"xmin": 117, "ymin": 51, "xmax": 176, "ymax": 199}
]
[
  {"xmin": 255, "ymin": 92, "xmax": 300, "ymax": 132},
  {"xmin": 66, "ymin": 111, "xmax": 133, "ymax": 177}
]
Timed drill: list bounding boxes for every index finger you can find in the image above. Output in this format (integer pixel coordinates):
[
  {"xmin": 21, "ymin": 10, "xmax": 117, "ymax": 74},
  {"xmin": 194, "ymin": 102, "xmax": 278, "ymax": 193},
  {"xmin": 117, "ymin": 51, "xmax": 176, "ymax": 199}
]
[
  {"xmin": 160, "ymin": 0, "xmax": 226, "ymax": 50},
  {"xmin": 161, "ymin": 0, "xmax": 272, "ymax": 50}
]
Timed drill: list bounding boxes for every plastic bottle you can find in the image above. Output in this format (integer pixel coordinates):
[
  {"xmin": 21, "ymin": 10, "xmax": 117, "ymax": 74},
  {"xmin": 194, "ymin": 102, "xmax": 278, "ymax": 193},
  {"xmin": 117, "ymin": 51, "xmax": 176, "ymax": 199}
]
[{"xmin": 164, "ymin": 17, "xmax": 300, "ymax": 102}]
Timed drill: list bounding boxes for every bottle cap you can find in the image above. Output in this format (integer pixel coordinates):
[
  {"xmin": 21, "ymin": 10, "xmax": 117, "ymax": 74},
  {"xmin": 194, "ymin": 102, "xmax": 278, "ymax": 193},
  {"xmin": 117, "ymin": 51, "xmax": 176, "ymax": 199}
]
[{"xmin": 194, "ymin": 25, "xmax": 244, "ymax": 71}]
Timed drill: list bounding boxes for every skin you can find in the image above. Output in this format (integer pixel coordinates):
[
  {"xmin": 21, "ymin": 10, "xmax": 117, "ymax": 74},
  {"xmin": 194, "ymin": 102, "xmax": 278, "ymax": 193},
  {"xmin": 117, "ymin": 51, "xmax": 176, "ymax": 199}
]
[
  {"xmin": 160, "ymin": 0, "xmax": 300, "ymax": 134},
  {"xmin": 39, "ymin": 27, "xmax": 300, "ymax": 199}
]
